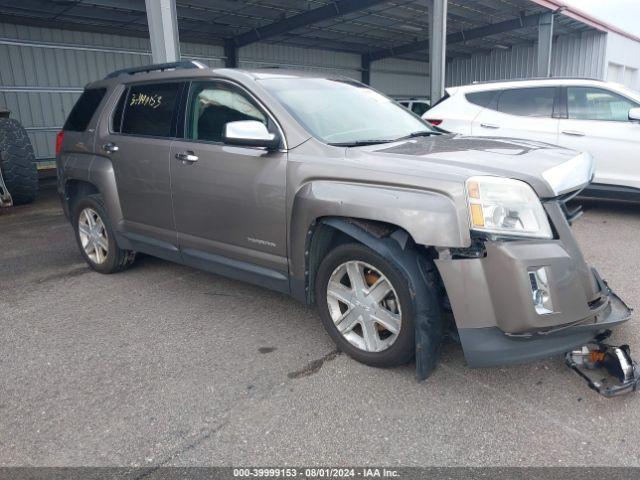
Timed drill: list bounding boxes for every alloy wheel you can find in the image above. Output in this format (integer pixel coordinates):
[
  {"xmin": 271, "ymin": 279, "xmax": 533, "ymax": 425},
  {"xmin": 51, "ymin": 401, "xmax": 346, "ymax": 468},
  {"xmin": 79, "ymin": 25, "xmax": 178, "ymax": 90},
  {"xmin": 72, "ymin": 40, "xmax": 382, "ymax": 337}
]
[
  {"xmin": 326, "ymin": 260, "xmax": 402, "ymax": 352},
  {"xmin": 78, "ymin": 207, "xmax": 109, "ymax": 264}
]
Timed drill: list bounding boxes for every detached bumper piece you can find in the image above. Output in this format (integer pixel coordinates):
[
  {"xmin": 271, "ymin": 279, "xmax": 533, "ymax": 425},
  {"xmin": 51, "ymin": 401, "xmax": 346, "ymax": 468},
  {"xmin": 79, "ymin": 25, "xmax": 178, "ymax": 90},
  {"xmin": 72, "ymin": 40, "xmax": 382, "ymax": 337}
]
[{"xmin": 566, "ymin": 339, "xmax": 640, "ymax": 397}]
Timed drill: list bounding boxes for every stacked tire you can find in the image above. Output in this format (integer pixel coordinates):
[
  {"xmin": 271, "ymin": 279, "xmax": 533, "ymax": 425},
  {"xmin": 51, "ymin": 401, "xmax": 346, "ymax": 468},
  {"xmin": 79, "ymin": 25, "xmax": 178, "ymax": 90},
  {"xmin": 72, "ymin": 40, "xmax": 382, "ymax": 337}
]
[{"xmin": 0, "ymin": 117, "xmax": 38, "ymax": 205}]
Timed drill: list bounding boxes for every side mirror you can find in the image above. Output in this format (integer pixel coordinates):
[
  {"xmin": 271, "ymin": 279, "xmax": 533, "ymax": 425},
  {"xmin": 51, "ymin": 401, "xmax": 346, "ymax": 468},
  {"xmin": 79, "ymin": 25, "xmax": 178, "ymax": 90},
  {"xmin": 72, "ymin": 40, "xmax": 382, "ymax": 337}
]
[
  {"xmin": 222, "ymin": 120, "xmax": 280, "ymax": 150},
  {"xmin": 629, "ymin": 107, "xmax": 640, "ymax": 122}
]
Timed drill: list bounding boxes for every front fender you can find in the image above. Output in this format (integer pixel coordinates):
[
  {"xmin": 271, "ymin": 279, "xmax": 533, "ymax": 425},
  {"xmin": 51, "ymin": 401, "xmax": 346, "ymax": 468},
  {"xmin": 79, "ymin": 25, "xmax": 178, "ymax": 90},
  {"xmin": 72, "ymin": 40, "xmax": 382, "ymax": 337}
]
[{"xmin": 289, "ymin": 180, "xmax": 469, "ymax": 281}]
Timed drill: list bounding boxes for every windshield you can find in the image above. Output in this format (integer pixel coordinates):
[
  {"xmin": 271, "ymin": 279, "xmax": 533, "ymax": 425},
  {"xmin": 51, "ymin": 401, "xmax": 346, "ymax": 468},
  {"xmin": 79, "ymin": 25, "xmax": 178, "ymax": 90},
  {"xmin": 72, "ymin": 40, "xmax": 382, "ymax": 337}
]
[
  {"xmin": 259, "ymin": 77, "xmax": 436, "ymax": 145},
  {"xmin": 614, "ymin": 84, "xmax": 640, "ymax": 103}
]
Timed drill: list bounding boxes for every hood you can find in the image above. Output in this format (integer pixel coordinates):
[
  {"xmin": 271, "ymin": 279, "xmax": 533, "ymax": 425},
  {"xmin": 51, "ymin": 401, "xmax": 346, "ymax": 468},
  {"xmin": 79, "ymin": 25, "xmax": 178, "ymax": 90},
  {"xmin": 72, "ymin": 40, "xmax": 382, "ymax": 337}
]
[{"xmin": 348, "ymin": 134, "xmax": 593, "ymax": 198}]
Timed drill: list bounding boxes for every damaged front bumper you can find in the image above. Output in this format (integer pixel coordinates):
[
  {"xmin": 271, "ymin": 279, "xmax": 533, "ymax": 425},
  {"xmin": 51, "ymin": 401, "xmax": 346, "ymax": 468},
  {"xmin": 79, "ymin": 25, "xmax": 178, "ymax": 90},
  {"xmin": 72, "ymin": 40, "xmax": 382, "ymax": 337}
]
[
  {"xmin": 435, "ymin": 224, "xmax": 633, "ymax": 368},
  {"xmin": 455, "ymin": 287, "xmax": 631, "ymax": 368}
]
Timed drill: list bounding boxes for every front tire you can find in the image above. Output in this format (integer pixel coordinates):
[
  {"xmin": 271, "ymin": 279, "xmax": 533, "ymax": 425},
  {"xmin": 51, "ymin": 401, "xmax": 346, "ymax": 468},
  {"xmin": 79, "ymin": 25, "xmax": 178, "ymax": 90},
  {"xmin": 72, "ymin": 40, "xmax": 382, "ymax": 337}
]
[
  {"xmin": 72, "ymin": 195, "xmax": 135, "ymax": 274},
  {"xmin": 315, "ymin": 243, "xmax": 417, "ymax": 368}
]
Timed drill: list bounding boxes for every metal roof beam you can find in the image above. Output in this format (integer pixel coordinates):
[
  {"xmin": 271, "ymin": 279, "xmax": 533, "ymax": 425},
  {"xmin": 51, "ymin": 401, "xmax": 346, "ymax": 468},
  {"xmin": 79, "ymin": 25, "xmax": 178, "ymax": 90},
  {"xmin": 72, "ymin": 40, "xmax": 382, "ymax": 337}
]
[
  {"xmin": 368, "ymin": 11, "xmax": 543, "ymax": 61},
  {"xmin": 231, "ymin": 0, "xmax": 387, "ymax": 48}
]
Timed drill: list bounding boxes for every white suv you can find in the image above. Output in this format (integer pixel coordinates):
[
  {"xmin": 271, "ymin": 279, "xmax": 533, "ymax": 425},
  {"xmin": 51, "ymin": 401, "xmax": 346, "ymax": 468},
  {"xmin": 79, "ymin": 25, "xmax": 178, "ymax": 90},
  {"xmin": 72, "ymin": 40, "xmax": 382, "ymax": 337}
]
[
  {"xmin": 425, "ymin": 79, "xmax": 640, "ymax": 201},
  {"xmin": 396, "ymin": 98, "xmax": 430, "ymax": 117}
]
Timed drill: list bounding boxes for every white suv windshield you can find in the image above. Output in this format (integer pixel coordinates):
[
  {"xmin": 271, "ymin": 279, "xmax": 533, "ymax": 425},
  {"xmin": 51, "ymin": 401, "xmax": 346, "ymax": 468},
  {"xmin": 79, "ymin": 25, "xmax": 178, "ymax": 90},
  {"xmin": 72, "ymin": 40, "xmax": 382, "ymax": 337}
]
[
  {"xmin": 260, "ymin": 77, "xmax": 436, "ymax": 145},
  {"xmin": 615, "ymin": 84, "xmax": 640, "ymax": 103}
]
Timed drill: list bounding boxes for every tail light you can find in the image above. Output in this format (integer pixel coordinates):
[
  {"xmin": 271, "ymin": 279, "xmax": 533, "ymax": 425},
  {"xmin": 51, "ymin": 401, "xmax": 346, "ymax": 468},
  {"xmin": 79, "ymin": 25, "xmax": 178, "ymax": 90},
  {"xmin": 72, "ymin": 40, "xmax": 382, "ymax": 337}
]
[
  {"xmin": 426, "ymin": 119, "xmax": 442, "ymax": 126},
  {"xmin": 55, "ymin": 131, "xmax": 64, "ymax": 157}
]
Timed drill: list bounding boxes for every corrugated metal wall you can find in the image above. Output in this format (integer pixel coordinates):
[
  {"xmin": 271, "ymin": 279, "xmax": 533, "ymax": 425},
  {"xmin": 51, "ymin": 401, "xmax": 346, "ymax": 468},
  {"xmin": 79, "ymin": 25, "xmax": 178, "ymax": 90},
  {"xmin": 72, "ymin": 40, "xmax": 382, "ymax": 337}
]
[
  {"xmin": 446, "ymin": 30, "xmax": 607, "ymax": 86},
  {"xmin": 370, "ymin": 58, "xmax": 429, "ymax": 97},
  {"xmin": 0, "ymin": 22, "xmax": 225, "ymax": 162},
  {"xmin": 551, "ymin": 31, "xmax": 607, "ymax": 78},
  {"xmin": 239, "ymin": 43, "xmax": 360, "ymax": 78}
]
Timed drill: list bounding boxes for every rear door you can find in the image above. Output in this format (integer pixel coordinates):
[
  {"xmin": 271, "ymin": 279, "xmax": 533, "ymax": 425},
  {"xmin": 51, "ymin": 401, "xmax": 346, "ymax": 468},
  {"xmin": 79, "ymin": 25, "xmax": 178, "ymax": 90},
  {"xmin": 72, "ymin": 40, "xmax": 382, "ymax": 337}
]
[
  {"xmin": 96, "ymin": 81, "xmax": 185, "ymax": 261},
  {"xmin": 472, "ymin": 86, "xmax": 560, "ymax": 145},
  {"xmin": 169, "ymin": 79, "xmax": 289, "ymax": 291},
  {"xmin": 557, "ymin": 85, "xmax": 640, "ymax": 190}
]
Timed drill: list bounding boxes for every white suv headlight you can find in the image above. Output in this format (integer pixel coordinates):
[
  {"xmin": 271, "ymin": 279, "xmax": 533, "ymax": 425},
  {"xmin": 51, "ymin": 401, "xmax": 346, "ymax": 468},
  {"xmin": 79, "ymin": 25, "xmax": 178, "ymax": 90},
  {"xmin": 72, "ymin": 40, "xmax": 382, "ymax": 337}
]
[{"xmin": 465, "ymin": 176, "xmax": 553, "ymax": 239}]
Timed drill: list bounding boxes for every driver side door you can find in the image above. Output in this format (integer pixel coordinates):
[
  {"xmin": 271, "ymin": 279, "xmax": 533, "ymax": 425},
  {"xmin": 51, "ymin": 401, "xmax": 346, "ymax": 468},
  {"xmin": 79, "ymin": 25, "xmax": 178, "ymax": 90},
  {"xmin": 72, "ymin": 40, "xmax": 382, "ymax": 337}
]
[{"xmin": 170, "ymin": 79, "xmax": 289, "ymax": 292}]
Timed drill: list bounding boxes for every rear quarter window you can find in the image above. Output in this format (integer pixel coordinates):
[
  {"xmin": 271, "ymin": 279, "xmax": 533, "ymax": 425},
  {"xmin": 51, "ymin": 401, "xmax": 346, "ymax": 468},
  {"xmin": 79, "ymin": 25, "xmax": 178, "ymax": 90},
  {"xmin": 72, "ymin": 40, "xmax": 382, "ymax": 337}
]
[
  {"xmin": 465, "ymin": 90, "xmax": 499, "ymax": 109},
  {"xmin": 63, "ymin": 88, "xmax": 106, "ymax": 132}
]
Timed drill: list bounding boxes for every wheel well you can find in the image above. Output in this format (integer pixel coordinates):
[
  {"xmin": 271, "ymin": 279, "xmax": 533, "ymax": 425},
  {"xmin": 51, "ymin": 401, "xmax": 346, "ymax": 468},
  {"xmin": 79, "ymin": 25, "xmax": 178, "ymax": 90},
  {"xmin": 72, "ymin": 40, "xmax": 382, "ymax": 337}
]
[
  {"xmin": 65, "ymin": 179, "xmax": 99, "ymax": 213},
  {"xmin": 305, "ymin": 217, "xmax": 406, "ymax": 305}
]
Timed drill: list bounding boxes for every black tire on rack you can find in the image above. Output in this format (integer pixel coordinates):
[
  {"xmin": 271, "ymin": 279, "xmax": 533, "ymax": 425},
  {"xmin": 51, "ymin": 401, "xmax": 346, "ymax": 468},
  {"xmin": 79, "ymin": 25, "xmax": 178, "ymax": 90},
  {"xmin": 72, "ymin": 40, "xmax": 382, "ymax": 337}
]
[{"xmin": 0, "ymin": 117, "xmax": 39, "ymax": 205}]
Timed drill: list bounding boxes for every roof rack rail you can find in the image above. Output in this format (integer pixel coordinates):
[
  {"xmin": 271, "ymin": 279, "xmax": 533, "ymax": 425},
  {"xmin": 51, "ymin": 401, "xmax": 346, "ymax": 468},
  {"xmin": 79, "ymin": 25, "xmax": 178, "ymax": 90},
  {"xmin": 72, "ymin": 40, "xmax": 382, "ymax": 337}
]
[
  {"xmin": 105, "ymin": 60, "xmax": 207, "ymax": 79},
  {"xmin": 468, "ymin": 76, "xmax": 602, "ymax": 85}
]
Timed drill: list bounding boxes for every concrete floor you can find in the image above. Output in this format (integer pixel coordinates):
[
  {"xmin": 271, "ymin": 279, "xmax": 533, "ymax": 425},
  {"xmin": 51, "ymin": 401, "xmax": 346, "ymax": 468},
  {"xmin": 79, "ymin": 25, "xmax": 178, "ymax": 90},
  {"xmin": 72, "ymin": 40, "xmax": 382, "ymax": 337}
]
[{"xmin": 1, "ymin": 185, "xmax": 639, "ymax": 467}]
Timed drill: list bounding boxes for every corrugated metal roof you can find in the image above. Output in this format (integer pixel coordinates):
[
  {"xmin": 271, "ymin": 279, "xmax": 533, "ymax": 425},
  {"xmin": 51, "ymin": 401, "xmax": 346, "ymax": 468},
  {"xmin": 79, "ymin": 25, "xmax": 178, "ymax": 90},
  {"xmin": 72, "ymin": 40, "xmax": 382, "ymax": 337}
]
[{"xmin": 0, "ymin": 0, "xmax": 602, "ymax": 61}]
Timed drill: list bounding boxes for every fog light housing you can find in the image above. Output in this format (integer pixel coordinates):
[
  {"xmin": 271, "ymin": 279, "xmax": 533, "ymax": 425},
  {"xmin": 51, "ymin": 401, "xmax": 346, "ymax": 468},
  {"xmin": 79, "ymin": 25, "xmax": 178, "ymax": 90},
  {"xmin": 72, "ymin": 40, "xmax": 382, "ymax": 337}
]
[{"xmin": 529, "ymin": 267, "xmax": 554, "ymax": 315}]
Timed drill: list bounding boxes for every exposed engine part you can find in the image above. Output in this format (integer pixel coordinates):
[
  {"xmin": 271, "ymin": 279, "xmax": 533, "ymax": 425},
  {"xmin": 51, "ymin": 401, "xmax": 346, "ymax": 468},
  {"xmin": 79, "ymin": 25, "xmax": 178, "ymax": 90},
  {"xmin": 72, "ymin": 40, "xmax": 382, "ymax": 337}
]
[
  {"xmin": 449, "ymin": 237, "xmax": 486, "ymax": 259},
  {"xmin": 566, "ymin": 339, "xmax": 640, "ymax": 397}
]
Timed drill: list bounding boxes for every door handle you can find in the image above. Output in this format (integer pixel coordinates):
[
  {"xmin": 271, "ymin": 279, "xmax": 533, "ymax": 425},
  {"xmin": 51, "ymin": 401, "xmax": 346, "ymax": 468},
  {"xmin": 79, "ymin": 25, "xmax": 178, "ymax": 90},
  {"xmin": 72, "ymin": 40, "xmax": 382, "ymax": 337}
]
[
  {"xmin": 175, "ymin": 151, "xmax": 199, "ymax": 164},
  {"xmin": 480, "ymin": 123, "xmax": 500, "ymax": 129},
  {"xmin": 102, "ymin": 142, "xmax": 119, "ymax": 153},
  {"xmin": 561, "ymin": 130, "xmax": 585, "ymax": 137}
]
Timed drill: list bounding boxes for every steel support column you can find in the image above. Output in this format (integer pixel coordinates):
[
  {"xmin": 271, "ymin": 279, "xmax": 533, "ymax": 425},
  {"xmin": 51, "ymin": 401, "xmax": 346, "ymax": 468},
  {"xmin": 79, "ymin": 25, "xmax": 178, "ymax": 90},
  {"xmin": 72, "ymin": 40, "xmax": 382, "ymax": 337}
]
[
  {"xmin": 537, "ymin": 11, "xmax": 554, "ymax": 77},
  {"xmin": 224, "ymin": 40, "xmax": 238, "ymax": 68},
  {"xmin": 361, "ymin": 55, "xmax": 371, "ymax": 85},
  {"xmin": 428, "ymin": 0, "xmax": 447, "ymax": 103},
  {"xmin": 145, "ymin": 0, "xmax": 180, "ymax": 63}
]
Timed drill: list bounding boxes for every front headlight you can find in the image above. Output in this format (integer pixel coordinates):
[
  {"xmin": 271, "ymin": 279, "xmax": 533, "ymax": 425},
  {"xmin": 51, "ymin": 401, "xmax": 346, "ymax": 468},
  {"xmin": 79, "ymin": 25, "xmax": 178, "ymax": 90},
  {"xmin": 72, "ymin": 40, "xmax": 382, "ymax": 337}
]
[{"xmin": 465, "ymin": 176, "xmax": 552, "ymax": 239}]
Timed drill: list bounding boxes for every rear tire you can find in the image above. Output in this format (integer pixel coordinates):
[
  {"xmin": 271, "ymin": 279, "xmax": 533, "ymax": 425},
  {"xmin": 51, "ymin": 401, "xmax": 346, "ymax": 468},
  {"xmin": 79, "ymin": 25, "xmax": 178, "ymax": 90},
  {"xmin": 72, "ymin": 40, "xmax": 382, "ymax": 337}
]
[
  {"xmin": 315, "ymin": 242, "xmax": 418, "ymax": 368},
  {"xmin": 0, "ymin": 118, "xmax": 38, "ymax": 205},
  {"xmin": 72, "ymin": 195, "xmax": 136, "ymax": 274}
]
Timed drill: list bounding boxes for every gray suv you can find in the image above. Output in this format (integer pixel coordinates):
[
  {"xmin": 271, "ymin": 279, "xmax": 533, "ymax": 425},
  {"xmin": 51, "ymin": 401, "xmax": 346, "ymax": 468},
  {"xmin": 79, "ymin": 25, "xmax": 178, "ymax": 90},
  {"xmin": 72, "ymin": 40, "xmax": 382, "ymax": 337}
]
[{"xmin": 56, "ymin": 61, "xmax": 631, "ymax": 378}]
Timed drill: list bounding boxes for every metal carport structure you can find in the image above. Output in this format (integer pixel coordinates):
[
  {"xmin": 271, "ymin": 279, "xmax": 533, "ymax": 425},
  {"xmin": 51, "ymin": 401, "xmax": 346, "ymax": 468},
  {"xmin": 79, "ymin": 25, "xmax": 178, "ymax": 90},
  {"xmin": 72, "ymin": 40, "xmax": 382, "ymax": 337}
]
[{"xmin": 0, "ymin": 0, "xmax": 636, "ymax": 166}]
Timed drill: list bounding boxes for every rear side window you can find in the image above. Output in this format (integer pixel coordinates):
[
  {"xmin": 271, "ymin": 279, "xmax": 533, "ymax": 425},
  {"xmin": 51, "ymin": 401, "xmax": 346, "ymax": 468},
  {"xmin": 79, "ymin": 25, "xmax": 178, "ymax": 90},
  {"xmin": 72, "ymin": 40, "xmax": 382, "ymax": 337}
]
[
  {"xmin": 63, "ymin": 88, "xmax": 106, "ymax": 132},
  {"xmin": 466, "ymin": 90, "xmax": 499, "ymax": 109},
  {"xmin": 121, "ymin": 83, "xmax": 180, "ymax": 137},
  {"xmin": 497, "ymin": 87, "xmax": 555, "ymax": 118}
]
